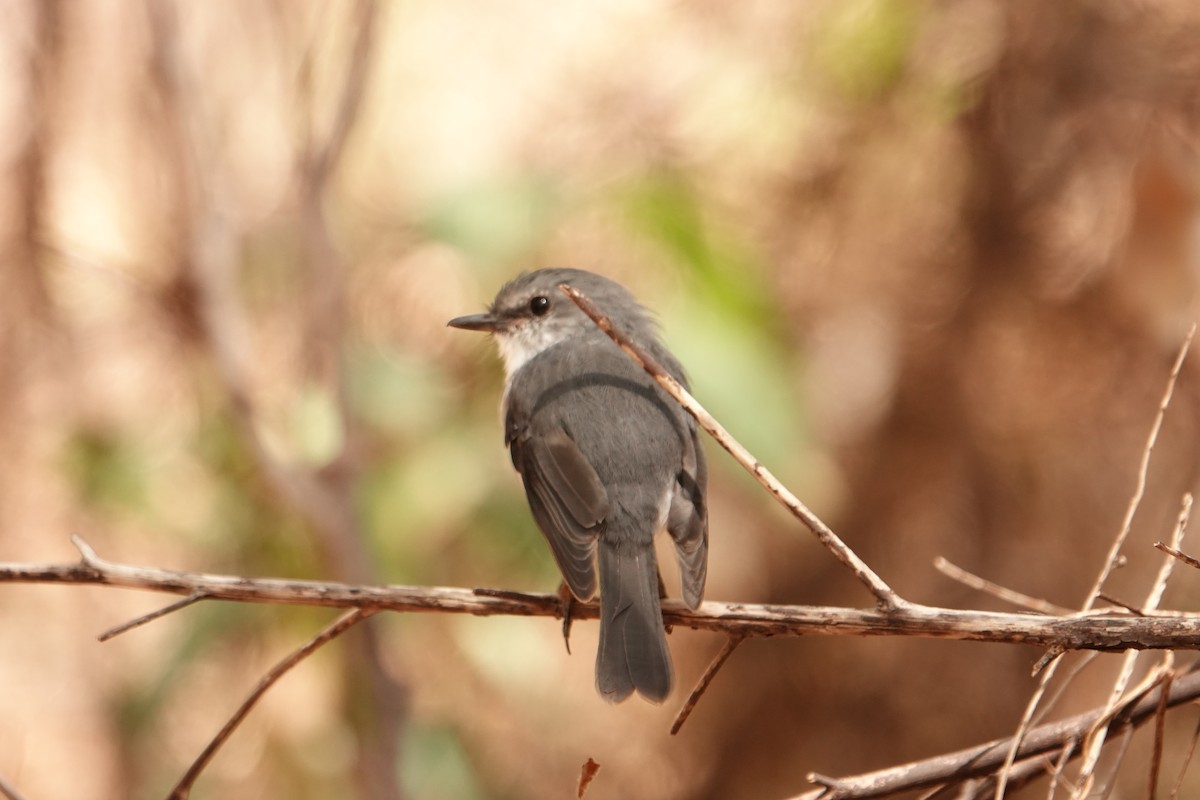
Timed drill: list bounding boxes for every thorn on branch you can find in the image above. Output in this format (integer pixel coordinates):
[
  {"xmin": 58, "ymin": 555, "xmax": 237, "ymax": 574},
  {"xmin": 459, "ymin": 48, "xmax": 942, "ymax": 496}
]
[
  {"xmin": 70, "ymin": 533, "xmax": 104, "ymax": 568},
  {"xmin": 1032, "ymin": 648, "xmax": 1064, "ymax": 678},
  {"xmin": 1096, "ymin": 593, "xmax": 1145, "ymax": 616},
  {"xmin": 1155, "ymin": 541, "xmax": 1200, "ymax": 571}
]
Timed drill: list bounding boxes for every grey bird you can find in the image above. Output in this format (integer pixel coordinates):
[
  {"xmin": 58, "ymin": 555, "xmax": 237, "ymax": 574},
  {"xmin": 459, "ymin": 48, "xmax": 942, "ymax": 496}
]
[{"xmin": 448, "ymin": 268, "xmax": 708, "ymax": 703}]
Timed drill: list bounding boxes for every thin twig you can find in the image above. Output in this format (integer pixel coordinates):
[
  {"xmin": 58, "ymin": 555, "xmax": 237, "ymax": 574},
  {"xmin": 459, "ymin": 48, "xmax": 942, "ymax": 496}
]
[
  {"xmin": 1046, "ymin": 743, "xmax": 1077, "ymax": 800},
  {"xmin": 1030, "ymin": 652, "xmax": 1099, "ymax": 729},
  {"xmin": 670, "ymin": 635, "xmax": 743, "ymax": 735},
  {"xmin": 167, "ymin": 607, "xmax": 378, "ymax": 799},
  {"xmin": 1073, "ymin": 493, "xmax": 1191, "ymax": 796},
  {"xmin": 1155, "ymin": 542, "xmax": 1200, "ymax": 571},
  {"xmin": 999, "ymin": 326, "xmax": 1195, "ymax": 800},
  {"xmin": 1095, "ymin": 724, "xmax": 1135, "ymax": 800},
  {"xmin": 934, "ymin": 557, "xmax": 1074, "ymax": 615},
  {"xmin": 99, "ymin": 591, "xmax": 209, "ymax": 641},
  {"xmin": 1076, "ymin": 662, "xmax": 1173, "ymax": 797},
  {"xmin": 558, "ymin": 284, "xmax": 907, "ymax": 612},
  {"xmin": 1168, "ymin": 706, "xmax": 1200, "ymax": 800},
  {"xmin": 995, "ymin": 655, "xmax": 1064, "ymax": 800},
  {"xmin": 1095, "ymin": 593, "xmax": 1145, "ymax": 616},
  {"xmin": 1082, "ymin": 324, "xmax": 1194, "ymax": 611},
  {"xmin": 1149, "ymin": 670, "xmax": 1174, "ymax": 800}
]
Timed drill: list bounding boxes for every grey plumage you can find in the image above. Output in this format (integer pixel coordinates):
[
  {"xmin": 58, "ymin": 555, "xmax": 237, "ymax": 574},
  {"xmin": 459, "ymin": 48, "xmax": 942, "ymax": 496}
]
[{"xmin": 449, "ymin": 268, "xmax": 708, "ymax": 703}]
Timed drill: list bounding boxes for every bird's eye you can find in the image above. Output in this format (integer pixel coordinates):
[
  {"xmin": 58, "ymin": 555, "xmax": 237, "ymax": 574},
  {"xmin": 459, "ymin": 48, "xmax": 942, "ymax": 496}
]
[{"xmin": 529, "ymin": 295, "xmax": 551, "ymax": 316}]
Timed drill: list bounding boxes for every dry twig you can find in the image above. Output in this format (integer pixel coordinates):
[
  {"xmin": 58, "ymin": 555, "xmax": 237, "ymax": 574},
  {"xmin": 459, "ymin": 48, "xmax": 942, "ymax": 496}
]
[
  {"xmin": 1073, "ymin": 493, "xmax": 1191, "ymax": 797},
  {"xmin": 168, "ymin": 607, "xmax": 378, "ymax": 799},
  {"xmin": 934, "ymin": 557, "xmax": 1074, "ymax": 616},
  {"xmin": 670, "ymin": 635, "xmax": 743, "ymax": 735},
  {"xmin": 995, "ymin": 326, "xmax": 1195, "ymax": 800}
]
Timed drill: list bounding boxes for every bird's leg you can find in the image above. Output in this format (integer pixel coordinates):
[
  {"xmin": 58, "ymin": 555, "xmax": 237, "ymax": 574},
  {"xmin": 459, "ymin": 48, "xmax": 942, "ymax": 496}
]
[
  {"xmin": 558, "ymin": 581, "xmax": 576, "ymax": 654},
  {"xmin": 656, "ymin": 568, "xmax": 673, "ymax": 634}
]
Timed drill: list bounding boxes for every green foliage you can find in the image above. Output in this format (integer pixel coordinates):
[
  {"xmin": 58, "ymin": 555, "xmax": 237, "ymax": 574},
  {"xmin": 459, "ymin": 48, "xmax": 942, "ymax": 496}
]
[
  {"xmin": 620, "ymin": 171, "xmax": 811, "ymax": 472},
  {"xmin": 401, "ymin": 723, "xmax": 488, "ymax": 800},
  {"xmin": 421, "ymin": 173, "xmax": 562, "ymax": 266},
  {"xmin": 63, "ymin": 427, "xmax": 150, "ymax": 512},
  {"xmin": 813, "ymin": 0, "xmax": 918, "ymax": 102},
  {"xmin": 622, "ymin": 171, "xmax": 776, "ymax": 330},
  {"xmin": 347, "ymin": 345, "xmax": 457, "ymax": 438}
]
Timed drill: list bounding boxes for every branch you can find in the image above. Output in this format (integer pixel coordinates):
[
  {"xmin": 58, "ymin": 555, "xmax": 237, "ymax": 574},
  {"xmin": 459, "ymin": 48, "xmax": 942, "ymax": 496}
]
[
  {"xmin": 168, "ymin": 607, "xmax": 378, "ymax": 799},
  {"xmin": 788, "ymin": 666, "xmax": 1200, "ymax": 800},
  {"xmin": 0, "ymin": 773, "xmax": 29, "ymax": 800},
  {"xmin": 558, "ymin": 284, "xmax": 907, "ymax": 612},
  {"xmin": 7, "ymin": 537, "xmax": 1200, "ymax": 652}
]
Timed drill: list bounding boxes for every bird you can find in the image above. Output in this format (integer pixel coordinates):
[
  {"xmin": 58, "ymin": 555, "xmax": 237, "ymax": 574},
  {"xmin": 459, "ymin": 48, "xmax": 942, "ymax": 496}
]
[{"xmin": 448, "ymin": 268, "xmax": 708, "ymax": 703}]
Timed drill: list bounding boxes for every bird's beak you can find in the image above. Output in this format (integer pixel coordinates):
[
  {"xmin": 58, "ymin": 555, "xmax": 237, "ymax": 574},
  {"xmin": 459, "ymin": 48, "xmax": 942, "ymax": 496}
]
[{"xmin": 447, "ymin": 312, "xmax": 502, "ymax": 333}]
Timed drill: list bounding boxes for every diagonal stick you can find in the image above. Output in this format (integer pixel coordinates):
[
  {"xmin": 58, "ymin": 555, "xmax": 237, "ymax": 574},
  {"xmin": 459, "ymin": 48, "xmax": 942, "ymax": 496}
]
[
  {"xmin": 559, "ymin": 284, "xmax": 908, "ymax": 612},
  {"xmin": 167, "ymin": 607, "xmax": 379, "ymax": 799}
]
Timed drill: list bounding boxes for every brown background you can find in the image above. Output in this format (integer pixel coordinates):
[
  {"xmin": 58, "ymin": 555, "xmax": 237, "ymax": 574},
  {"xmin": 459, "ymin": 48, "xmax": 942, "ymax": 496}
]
[{"xmin": 2, "ymin": 1, "xmax": 1200, "ymax": 798}]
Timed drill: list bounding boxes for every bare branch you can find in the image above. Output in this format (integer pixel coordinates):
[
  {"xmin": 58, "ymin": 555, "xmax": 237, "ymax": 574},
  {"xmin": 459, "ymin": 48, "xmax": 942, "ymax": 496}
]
[
  {"xmin": 558, "ymin": 283, "xmax": 907, "ymax": 612},
  {"xmin": 7, "ymin": 538, "xmax": 1200, "ymax": 651},
  {"xmin": 785, "ymin": 667, "xmax": 1200, "ymax": 800}
]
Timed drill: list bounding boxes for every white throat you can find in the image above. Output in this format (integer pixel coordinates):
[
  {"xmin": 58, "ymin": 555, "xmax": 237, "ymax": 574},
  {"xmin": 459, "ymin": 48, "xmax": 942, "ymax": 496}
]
[{"xmin": 494, "ymin": 322, "xmax": 566, "ymax": 378}]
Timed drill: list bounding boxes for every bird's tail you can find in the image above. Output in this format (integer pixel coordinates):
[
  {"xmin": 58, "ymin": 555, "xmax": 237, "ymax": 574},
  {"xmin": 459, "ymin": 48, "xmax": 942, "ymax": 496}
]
[{"xmin": 596, "ymin": 539, "xmax": 672, "ymax": 703}]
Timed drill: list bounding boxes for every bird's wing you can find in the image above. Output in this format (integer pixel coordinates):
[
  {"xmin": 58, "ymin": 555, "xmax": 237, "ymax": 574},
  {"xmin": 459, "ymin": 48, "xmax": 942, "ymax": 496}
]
[
  {"xmin": 508, "ymin": 416, "xmax": 608, "ymax": 601},
  {"xmin": 667, "ymin": 418, "xmax": 709, "ymax": 609},
  {"xmin": 647, "ymin": 342, "xmax": 710, "ymax": 609}
]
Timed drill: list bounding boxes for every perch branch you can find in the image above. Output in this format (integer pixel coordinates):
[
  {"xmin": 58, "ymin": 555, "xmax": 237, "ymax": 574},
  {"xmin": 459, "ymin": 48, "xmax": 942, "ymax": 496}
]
[
  {"xmin": 558, "ymin": 284, "xmax": 907, "ymax": 612},
  {"xmin": 6, "ymin": 536, "xmax": 1200, "ymax": 652}
]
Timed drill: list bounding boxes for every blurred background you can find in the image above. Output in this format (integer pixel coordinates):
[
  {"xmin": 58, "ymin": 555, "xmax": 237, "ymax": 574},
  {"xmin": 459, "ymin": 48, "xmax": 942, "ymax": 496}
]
[{"xmin": 3, "ymin": 1, "xmax": 1200, "ymax": 798}]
